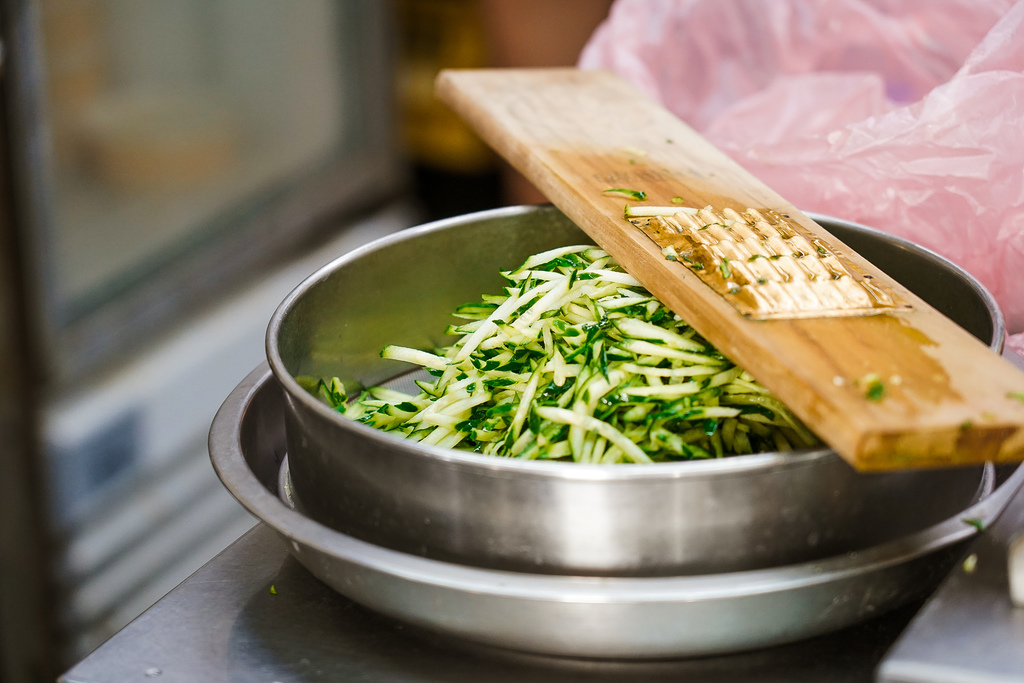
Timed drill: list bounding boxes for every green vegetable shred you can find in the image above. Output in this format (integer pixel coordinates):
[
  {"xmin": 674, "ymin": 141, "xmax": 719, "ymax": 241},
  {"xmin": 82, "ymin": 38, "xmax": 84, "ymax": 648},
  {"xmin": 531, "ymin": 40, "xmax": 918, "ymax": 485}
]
[
  {"xmin": 862, "ymin": 374, "xmax": 886, "ymax": 402},
  {"xmin": 319, "ymin": 245, "xmax": 819, "ymax": 463},
  {"xmin": 962, "ymin": 517, "xmax": 986, "ymax": 532},
  {"xmin": 602, "ymin": 188, "xmax": 647, "ymax": 201}
]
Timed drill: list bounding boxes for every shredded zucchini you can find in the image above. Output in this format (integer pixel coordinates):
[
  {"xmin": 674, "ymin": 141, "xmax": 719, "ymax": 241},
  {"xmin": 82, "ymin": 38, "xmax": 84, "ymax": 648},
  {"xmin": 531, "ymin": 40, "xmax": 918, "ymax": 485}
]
[
  {"xmin": 602, "ymin": 188, "xmax": 647, "ymax": 201},
  {"xmin": 318, "ymin": 246, "xmax": 820, "ymax": 463}
]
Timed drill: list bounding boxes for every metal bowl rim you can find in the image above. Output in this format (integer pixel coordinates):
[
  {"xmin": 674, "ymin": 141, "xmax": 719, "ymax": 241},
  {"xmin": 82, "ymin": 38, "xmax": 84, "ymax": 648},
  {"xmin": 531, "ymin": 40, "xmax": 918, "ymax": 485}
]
[{"xmin": 265, "ymin": 205, "xmax": 1003, "ymax": 481}]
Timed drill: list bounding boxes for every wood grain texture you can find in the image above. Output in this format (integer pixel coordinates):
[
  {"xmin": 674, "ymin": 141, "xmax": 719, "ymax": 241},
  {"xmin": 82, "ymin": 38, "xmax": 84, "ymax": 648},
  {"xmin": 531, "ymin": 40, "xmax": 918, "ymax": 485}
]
[{"xmin": 436, "ymin": 67, "xmax": 1024, "ymax": 471}]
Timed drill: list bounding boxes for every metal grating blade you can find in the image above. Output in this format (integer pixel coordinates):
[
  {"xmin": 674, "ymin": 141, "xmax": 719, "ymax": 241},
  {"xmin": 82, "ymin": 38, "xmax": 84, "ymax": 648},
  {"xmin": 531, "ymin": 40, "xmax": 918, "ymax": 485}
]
[{"xmin": 628, "ymin": 206, "xmax": 909, "ymax": 320}]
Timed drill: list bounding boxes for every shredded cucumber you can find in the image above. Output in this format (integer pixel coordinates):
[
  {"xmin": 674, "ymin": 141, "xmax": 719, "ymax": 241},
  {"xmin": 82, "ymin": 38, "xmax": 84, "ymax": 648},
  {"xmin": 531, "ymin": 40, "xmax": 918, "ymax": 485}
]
[{"xmin": 314, "ymin": 246, "xmax": 819, "ymax": 463}]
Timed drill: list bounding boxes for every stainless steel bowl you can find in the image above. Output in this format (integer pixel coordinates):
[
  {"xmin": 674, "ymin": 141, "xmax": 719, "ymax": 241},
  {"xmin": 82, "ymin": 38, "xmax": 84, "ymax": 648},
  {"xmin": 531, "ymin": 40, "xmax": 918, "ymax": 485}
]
[{"xmin": 267, "ymin": 205, "xmax": 1004, "ymax": 577}]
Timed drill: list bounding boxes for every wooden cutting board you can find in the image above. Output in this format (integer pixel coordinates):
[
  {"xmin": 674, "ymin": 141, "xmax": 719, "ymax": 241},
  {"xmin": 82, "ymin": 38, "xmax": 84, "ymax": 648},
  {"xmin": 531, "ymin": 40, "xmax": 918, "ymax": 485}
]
[{"xmin": 436, "ymin": 67, "xmax": 1024, "ymax": 471}]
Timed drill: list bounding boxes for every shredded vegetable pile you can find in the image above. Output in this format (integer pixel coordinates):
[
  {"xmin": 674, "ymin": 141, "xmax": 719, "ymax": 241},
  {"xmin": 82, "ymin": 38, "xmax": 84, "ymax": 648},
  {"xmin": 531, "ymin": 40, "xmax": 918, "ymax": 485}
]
[{"xmin": 314, "ymin": 245, "xmax": 819, "ymax": 463}]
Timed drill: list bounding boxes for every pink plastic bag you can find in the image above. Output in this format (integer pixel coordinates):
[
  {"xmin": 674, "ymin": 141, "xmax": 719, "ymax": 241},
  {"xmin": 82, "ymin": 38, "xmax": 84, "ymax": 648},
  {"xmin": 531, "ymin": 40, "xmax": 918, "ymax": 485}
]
[{"xmin": 579, "ymin": 0, "xmax": 1024, "ymax": 357}]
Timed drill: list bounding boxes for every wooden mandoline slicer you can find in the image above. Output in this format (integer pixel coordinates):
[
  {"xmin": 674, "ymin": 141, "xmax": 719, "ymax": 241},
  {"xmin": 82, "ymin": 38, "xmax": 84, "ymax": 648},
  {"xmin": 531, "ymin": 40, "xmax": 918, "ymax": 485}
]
[{"xmin": 436, "ymin": 67, "xmax": 1024, "ymax": 472}]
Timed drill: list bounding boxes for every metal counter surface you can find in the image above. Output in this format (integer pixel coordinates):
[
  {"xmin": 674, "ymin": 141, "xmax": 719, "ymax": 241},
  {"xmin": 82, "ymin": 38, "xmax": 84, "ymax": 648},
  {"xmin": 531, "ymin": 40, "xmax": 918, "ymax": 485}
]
[
  {"xmin": 61, "ymin": 522, "xmax": 929, "ymax": 683},
  {"xmin": 878, "ymin": 466, "xmax": 1024, "ymax": 683}
]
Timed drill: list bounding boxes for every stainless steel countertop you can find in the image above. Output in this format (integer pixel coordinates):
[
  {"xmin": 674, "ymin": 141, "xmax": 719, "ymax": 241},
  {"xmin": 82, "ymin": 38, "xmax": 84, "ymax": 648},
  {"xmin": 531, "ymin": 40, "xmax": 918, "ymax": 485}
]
[
  {"xmin": 878, "ymin": 465, "xmax": 1024, "ymax": 683},
  {"xmin": 61, "ymin": 521, "xmax": 935, "ymax": 683}
]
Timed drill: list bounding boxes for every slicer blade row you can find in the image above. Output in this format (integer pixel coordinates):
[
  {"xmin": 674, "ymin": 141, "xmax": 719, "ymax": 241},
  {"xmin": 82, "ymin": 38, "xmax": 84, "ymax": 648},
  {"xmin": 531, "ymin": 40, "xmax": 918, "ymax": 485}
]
[{"xmin": 628, "ymin": 206, "xmax": 908, "ymax": 320}]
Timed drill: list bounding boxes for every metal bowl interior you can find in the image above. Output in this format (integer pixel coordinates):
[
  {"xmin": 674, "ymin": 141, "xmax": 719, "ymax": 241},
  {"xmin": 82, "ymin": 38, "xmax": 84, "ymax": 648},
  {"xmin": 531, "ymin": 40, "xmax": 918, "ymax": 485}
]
[{"xmin": 267, "ymin": 205, "xmax": 1004, "ymax": 577}]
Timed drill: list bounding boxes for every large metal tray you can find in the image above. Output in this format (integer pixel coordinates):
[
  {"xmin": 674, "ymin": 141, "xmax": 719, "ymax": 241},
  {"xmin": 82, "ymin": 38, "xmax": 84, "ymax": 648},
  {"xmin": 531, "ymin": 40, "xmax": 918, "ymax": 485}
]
[{"xmin": 209, "ymin": 365, "xmax": 1024, "ymax": 659}]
